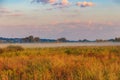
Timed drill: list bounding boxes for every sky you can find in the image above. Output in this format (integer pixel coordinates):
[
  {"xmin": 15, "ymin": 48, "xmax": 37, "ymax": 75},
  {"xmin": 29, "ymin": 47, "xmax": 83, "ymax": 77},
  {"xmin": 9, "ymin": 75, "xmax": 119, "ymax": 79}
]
[{"xmin": 0, "ymin": 0, "xmax": 120, "ymax": 40}]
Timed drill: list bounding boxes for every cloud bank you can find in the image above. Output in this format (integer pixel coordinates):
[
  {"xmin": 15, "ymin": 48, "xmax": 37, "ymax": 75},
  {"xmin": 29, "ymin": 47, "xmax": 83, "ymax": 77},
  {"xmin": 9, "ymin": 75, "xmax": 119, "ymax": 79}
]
[
  {"xmin": 0, "ymin": 20, "xmax": 119, "ymax": 40},
  {"xmin": 32, "ymin": 0, "xmax": 95, "ymax": 8}
]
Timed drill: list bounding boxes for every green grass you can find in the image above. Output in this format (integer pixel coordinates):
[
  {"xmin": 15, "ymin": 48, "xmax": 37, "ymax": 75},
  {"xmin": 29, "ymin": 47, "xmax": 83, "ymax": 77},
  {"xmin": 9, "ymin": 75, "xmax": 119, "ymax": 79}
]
[{"xmin": 0, "ymin": 46, "xmax": 120, "ymax": 80}]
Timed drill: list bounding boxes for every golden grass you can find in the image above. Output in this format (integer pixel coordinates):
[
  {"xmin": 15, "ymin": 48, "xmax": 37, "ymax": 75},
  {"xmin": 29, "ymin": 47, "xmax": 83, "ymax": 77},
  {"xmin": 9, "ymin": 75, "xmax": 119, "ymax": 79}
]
[{"xmin": 0, "ymin": 46, "xmax": 120, "ymax": 80}]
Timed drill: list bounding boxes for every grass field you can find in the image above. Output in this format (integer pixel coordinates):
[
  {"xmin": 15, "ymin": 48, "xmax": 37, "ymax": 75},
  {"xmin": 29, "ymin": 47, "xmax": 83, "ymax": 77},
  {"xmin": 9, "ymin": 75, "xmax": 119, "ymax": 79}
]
[{"xmin": 0, "ymin": 45, "xmax": 120, "ymax": 80}]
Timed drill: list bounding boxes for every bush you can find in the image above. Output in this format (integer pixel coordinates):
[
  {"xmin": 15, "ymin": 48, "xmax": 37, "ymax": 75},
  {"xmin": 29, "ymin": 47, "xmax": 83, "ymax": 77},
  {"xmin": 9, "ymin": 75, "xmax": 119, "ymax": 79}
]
[
  {"xmin": 0, "ymin": 48, "xmax": 4, "ymax": 54},
  {"xmin": 64, "ymin": 49, "xmax": 71, "ymax": 55},
  {"xmin": 5, "ymin": 45, "xmax": 24, "ymax": 52},
  {"xmin": 64, "ymin": 49, "xmax": 80, "ymax": 55}
]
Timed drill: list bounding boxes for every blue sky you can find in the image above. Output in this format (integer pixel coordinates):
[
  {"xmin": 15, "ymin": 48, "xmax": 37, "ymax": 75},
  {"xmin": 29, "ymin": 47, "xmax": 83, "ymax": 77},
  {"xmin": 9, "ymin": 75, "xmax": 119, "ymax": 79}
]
[{"xmin": 0, "ymin": 0, "xmax": 120, "ymax": 40}]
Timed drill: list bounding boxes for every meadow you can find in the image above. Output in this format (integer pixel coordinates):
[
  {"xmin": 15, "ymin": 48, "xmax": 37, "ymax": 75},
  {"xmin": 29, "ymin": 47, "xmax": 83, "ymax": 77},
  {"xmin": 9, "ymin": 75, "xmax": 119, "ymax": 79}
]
[{"xmin": 0, "ymin": 45, "xmax": 120, "ymax": 80}]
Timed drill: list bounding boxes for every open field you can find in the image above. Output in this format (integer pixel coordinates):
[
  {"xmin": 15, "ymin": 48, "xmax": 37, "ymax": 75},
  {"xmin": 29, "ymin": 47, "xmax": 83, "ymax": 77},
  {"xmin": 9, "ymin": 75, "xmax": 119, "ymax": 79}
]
[{"xmin": 0, "ymin": 45, "xmax": 120, "ymax": 80}]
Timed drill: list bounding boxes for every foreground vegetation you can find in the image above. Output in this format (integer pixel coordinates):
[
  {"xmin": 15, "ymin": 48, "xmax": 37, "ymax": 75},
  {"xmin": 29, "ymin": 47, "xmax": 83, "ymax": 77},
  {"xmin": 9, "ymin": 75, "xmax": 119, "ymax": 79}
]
[{"xmin": 0, "ymin": 45, "xmax": 120, "ymax": 80}]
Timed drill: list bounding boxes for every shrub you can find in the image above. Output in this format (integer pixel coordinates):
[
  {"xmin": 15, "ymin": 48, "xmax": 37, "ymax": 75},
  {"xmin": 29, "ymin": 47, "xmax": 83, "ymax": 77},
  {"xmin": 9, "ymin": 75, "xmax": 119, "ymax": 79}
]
[
  {"xmin": 0, "ymin": 48, "xmax": 4, "ymax": 54},
  {"xmin": 64, "ymin": 49, "xmax": 71, "ymax": 55},
  {"xmin": 64, "ymin": 49, "xmax": 80, "ymax": 55},
  {"xmin": 5, "ymin": 45, "xmax": 24, "ymax": 52}
]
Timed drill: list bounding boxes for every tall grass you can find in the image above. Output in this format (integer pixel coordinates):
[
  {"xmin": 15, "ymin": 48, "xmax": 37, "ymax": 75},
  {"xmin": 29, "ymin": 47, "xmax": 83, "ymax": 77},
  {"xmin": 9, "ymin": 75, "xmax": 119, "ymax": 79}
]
[{"xmin": 0, "ymin": 46, "xmax": 120, "ymax": 80}]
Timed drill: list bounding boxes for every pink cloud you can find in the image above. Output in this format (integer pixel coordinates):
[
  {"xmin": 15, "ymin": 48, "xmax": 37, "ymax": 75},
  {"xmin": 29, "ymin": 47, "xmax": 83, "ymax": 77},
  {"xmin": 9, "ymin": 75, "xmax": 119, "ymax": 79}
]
[
  {"xmin": 49, "ymin": 0, "xmax": 57, "ymax": 4},
  {"xmin": 0, "ymin": 8, "xmax": 11, "ymax": 13},
  {"xmin": 32, "ymin": 0, "xmax": 57, "ymax": 4},
  {"xmin": 32, "ymin": 0, "xmax": 96, "ymax": 9},
  {"xmin": 61, "ymin": 0, "xmax": 69, "ymax": 6},
  {"xmin": 33, "ymin": 0, "xmax": 70, "ymax": 8},
  {"xmin": 76, "ymin": 1, "xmax": 95, "ymax": 7},
  {"xmin": 53, "ymin": 0, "xmax": 70, "ymax": 6},
  {"xmin": 0, "ymin": 7, "xmax": 23, "ymax": 17},
  {"xmin": 6, "ymin": 13, "xmax": 23, "ymax": 16}
]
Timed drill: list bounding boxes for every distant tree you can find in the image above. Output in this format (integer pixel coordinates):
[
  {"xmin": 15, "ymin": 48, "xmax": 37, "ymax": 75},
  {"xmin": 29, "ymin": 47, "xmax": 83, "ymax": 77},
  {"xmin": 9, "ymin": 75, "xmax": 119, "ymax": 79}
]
[
  {"xmin": 82, "ymin": 39, "xmax": 89, "ymax": 42},
  {"xmin": 115, "ymin": 37, "xmax": 120, "ymax": 42},
  {"xmin": 108, "ymin": 39, "xmax": 115, "ymax": 42},
  {"xmin": 78, "ymin": 40, "xmax": 82, "ymax": 42},
  {"xmin": 22, "ymin": 35, "xmax": 40, "ymax": 43},
  {"xmin": 28, "ymin": 35, "xmax": 34, "ymax": 42},
  {"xmin": 34, "ymin": 37, "xmax": 40, "ymax": 42},
  {"xmin": 96, "ymin": 39, "xmax": 104, "ymax": 42},
  {"xmin": 22, "ymin": 37, "xmax": 29, "ymax": 43},
  {"xmin": 57, "ymin": 37, "xmax": 67, "ymax": 42}
]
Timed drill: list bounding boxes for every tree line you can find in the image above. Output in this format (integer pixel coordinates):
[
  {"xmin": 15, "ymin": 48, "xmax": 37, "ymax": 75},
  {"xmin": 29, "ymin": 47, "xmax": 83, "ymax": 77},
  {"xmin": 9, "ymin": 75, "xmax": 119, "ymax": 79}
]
[
  {"xmin": 22, "ymin": 35, "xmax": 68, "ymax": 43},
  {"xmin": 0, "ymin": 35, "xmax": 120, "ymax": 43}
]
